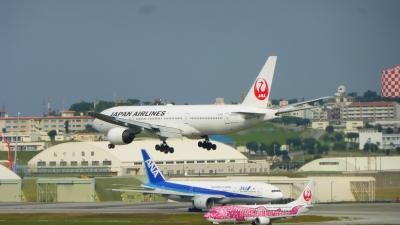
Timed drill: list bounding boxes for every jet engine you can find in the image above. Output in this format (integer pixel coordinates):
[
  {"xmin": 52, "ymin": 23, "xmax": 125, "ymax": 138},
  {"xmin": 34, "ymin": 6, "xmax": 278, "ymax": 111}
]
[
  {"xmin": 192, "ymin": 196, "xmax": 215, "ymax": 209},
  {"xmin": 107, "ymin": 127, "xmax": 135, "ymax": 145},
  {"xmin": 254, "ymin": 217, "xmax": 270, "ymax": 225}
]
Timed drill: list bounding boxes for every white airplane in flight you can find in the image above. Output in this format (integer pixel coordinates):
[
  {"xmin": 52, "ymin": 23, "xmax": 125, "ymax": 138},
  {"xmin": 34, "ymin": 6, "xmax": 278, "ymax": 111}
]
[
  {"xmin": 92, "ymin": 56, "xmax": 327, "ymax": 152},
  {"xmin": 113, "ymin": 149, "xmax": 283, "ymax": 211},
  {"xmin": 204, "ymin": 181, "xmax": 313, "ymax": 225}
]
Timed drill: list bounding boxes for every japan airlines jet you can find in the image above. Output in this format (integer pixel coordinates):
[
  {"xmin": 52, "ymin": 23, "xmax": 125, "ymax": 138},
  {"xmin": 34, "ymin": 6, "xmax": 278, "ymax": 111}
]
[
  {"xmin": 91, "ymin": 56, "xmax": 327, "ymax": 152},
  {"xmin": 204, "ymin": 181, "xmax": 313, "ymax": 225},
  {"xmin": 112, "ymin": 149, "xmax": 283, "ymax": 211}
]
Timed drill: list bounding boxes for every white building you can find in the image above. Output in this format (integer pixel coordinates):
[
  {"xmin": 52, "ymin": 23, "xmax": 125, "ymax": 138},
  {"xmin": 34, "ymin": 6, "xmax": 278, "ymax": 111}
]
[
  {"xmin": 359, "ymin": 129, "xmax": 400, "ymax": 150},
  {"xmin": 0, "ymin": 111, "xmax": 94, "ymax": 134},
  {"xmin": 0, "ymin": 164, "xmax": 21, "ymax": 202},
  {"xmin": 298, "ymin": 156, "xmax": 400, "ymax": 172},
  {"xmin": 28, "ymin": 138, "xmax": 270, "ymax": 176},
  {"xmin": 342, "ymin": 101, "xmax": 400, "ymax": 121}
]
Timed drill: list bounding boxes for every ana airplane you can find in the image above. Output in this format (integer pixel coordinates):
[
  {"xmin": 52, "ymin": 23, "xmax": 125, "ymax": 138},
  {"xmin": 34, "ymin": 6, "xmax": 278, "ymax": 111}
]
[
  {"xmin": 112, "ymin": 149, "xmax": 284, "ymax": 211},
  {"xmin": 91, "ymin": 56, "xmax": 327, "ymax": 152},
  {"xmin": 204, "ymin": 181, "xmax": 313, "ymax": 225}
]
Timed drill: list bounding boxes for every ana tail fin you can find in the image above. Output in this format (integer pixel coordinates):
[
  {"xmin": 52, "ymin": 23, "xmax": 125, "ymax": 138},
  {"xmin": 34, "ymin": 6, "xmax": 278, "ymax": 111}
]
[
  {"xmin": 241, "ymin": 56, "xmax": 277, "ymax": 108},
  {"xmin": 141, "ymin": 149, "xmax": 166, "ymax": 184},
  {"xmin": 289, "ymin": 181, "xmax": 313, "ymax": 206}
]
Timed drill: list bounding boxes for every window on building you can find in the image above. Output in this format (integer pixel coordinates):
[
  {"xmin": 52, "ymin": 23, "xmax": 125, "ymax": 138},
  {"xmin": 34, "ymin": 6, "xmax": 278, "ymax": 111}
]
[
  {"xmin": 49, "ymin": 161, "xmax": 56, "ymax": 167},
  {"xmin": 217, "ymin": 160, "xmax": 225, "ymax": 163},
  {"xmin": 81, "ymin": 151, "xmax": 85, "ymax": 156},
  {"xmin": 91, "ymin": 151, "xmax": 94, "ymax": 156},
  {"xmin": 134, "ymin": 162, "xmax": 142, "ymax": 165},
  {"xmin": 319, "ymin": 162, "xmax": 339, "ymax": 165},
  {"xmin": 207, "ymin": 160, "xmax": 215, "ymax": 163},
  {"xmin": 60, "ymin": 161, "xmax": 67, "ymax": 167},
  {"xmin": 186, "ymin": 161, "xmax": 194, "ymax": 164},
  {"xmin": 81, "ymin": 161, "xmax": 89, "ymax": 166},
  {"xmin": 229, "ymin": 160, "xmax": 236, "ymax": 163},
  {"xmin": 196, "ymin": 160, "xmax": 205, "ymax": 164},
  {"xmin": 103, "ymin": 160, "xmax": 112, "ymax": 166},
  {"xmin": 155, "ymin": 161, "xmax": 164, "ymax": 165},
  {"xmin": 166, "ymin": 161, "xmax": 174, "ymax": 164},
  {"xmin": 92, "ymin": 161, "xmax": 99, "ymax": 166},
  {"xmin": 70, "ymin": 161, "xmax": 78, "ymax": 166},
  {"xmin": 37, "ymin": 161, "xmax": 46, "ymax": 166},
  {"xmin": 176, "ymin": 161, "xmax": 184, "ymax": 164}
]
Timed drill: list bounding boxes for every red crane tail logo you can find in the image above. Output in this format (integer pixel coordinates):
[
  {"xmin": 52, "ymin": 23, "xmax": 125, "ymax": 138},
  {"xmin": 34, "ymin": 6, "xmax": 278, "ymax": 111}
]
[
  {"xmin": 253, "ymin": 78, "xmax": 269, "ymax": 100},
  {"xmin": 303, "ymin": 188, "xmax": 312, "ymax": 201}
]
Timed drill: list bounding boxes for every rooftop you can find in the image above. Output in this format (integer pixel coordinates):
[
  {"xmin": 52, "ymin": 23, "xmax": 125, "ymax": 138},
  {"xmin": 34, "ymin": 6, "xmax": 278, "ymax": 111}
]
[{"xmin": 349, "ymin": 101, "xmax": 396, "ymax": 107}]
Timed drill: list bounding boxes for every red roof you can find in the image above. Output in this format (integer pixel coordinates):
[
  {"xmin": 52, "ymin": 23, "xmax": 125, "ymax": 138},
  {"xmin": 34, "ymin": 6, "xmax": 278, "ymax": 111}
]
[{"xmin": 349, "ymin": 101, "xmax": 395, "ymax": 107}]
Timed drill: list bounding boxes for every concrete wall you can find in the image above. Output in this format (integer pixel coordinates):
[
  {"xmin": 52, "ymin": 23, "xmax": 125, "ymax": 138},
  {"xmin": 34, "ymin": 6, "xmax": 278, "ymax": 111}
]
[
  {"xmin": 57, "ymin": 182, "xmax": 95, "ymax": 202},
  {"xmin": 0, "ymin": 180, "xmax": 21, "ymax": 202}
]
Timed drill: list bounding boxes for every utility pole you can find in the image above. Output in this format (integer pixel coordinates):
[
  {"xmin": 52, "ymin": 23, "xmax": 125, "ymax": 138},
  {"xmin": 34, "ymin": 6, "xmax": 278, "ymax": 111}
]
[{"xmin": 14, "ymin": 112, "xmax": 21, "ymax": 172}]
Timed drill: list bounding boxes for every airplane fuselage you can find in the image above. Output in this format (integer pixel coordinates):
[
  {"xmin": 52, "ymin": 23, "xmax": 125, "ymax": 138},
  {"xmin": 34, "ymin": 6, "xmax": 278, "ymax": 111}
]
[
  {"xmin": 146, "ymin": 180, "xmax": 283, "ymax": 204},
  {"xmin": 93, "ymin": 104, "xmax": 277, "ymax": 138}
]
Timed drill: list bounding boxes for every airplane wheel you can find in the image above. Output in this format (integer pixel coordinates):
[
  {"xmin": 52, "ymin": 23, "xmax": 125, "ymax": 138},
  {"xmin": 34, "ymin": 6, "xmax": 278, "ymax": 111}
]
[
  {"xmin": 164, "ymin": 149, "xmax": 169, "ymax": 154},
  {"xmin": 169, "ymin": 147, "xmax": 174, "ymax": 153},
  {"xmin": 211, "ymin": 144, "xmax": 216, "ymax": 150},
  {"xmin": 198, "ymin": 141, "xmax": 203, "ymax": 148},
  {"xmin": 155, "ymin": 144, "xmax": 160, "ymax": 151},
  {"xmin": 108, "ymin": 144, "xmax": 115, "ymax": 149},
  {"xmin": 206, "ymin": 143, "xmax": 211, "ymax": 150}
]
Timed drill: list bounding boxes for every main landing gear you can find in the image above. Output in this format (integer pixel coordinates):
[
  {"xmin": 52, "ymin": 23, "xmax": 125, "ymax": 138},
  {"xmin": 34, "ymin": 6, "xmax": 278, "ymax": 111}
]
[
  {"xmin": 108, "ymin": 143, "xmax": 115, "ymax": 149},
  {"xmin": 155, "ymin": 140, "xmax": 174, "ymax": 154},
  {"xmin": 198, "ymin": 136, "xmax": 217, "ymax": 150}
]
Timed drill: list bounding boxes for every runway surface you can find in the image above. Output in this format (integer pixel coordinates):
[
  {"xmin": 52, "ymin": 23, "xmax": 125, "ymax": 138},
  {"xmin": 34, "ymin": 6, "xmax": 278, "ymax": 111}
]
[{"xmin": 0, "ymin": 202, "xmax": 398, "ymax": 224}]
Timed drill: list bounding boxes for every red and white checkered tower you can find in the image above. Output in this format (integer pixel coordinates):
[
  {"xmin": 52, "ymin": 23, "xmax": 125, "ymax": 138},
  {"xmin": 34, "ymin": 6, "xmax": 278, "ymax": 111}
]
[{"xmin": 381, "ymin": 65, "xmax": 400, "ymax": 97}]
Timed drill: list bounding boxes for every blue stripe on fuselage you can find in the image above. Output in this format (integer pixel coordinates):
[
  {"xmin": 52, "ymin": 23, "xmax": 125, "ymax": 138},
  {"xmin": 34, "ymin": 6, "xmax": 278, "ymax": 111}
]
[{"xmin": 146, "ymin": 181, "xmax": 263, "ymax": 199}]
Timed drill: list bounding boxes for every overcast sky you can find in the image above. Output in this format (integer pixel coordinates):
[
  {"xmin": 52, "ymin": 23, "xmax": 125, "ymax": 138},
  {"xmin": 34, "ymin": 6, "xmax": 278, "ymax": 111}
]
[{"xmin": 1, "ymin": 0, "xmax": 399, "ymax": 115}]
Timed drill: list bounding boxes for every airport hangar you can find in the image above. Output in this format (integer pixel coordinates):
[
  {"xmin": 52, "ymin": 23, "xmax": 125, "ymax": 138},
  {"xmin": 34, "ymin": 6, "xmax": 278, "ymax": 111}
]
[
  {"xmin": 27, "ymin": 138, "xmax": 270, "ymax": 177},
  {"xmin": 0, "ymin": 164, "xmax": 21, "ymax": 202}
]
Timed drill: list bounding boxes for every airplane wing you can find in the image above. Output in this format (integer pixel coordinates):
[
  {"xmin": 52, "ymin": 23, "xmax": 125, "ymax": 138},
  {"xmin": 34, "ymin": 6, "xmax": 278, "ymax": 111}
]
[
  {"xmin": 111, "ymin": 188, "xmax": 225, "ymax": 199},
  {"xmin": 90, "ymin": 112, "xmax": 183, "ymax": 138},
  {"xmin": 275, "ymin": 96, "xmax": 332, "ymax": 115},
  {"xmin": 285, "ymin": 96, "xmax": 331, "ymax": 107}
]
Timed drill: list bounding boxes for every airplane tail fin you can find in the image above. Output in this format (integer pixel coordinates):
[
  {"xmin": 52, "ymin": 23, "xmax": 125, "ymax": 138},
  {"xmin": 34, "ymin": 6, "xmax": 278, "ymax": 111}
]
[
  {"xmin": 241, "ymin": 56, "xmax": 277, "ymax": 108},
  {"xmin": 289, "ymin": 181, "xmax": 313, "ymax": 206},
  {"xmin": 141, "ymin": 149, "xmax": 166, "ymax": 184}
]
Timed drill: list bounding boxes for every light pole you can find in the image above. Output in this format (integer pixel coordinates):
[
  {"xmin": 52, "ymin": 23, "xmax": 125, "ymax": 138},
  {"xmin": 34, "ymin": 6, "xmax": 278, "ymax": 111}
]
[{"xmin": 14, "ymin": 112, "xmax": 21, "ymax": 172}]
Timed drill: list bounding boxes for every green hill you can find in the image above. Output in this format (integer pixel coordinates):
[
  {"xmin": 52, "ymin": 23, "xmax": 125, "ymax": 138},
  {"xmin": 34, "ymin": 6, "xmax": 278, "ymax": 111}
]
[{"xmin": 228, "ymin": 122, "xmax": 309, "ymax": 146}]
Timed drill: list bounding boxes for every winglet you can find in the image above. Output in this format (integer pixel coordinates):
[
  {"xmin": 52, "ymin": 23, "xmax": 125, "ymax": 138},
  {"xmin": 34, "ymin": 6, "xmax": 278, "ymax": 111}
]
[{"xmin": 141, "ymin": 149, "xmax": 166, "ymax": 184}]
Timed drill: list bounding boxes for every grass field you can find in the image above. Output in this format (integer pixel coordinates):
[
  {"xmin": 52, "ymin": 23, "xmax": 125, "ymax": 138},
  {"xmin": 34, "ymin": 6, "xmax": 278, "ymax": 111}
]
[
  {"xmin": 228, "ymin": 122, "xmax": 305, "ymax": 146},
  {"xmin": 0, "ymin": 213, "xmax": 340, "ymax": 225},
  {"xmin": 0, "ymin": 151, "xmax": 40, "ymax": 165}
]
